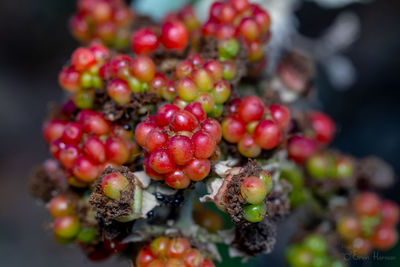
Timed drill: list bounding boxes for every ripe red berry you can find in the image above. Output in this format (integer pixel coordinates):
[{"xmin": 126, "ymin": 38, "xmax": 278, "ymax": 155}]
[
  {"xmin": 246, "ymin": 41, "xmax": 263, "ymax": 62},
  {"xmin": 132, "ymin": 28, "xmax": 159, "ymax": 54},
  {"xmin": 77, "ymin": 110, "xmax": 111, "ymax": 136},
  {"xmin": 221, "ymin": 116, "xmax": 246, "ymax": 143},
  {"xmin": 238, "ymin": 134, "xmax": 261, "ymax": 158},
  {"xmin": 253, "ymin": 120, "xmax": 281, "ymax": 150},
  {"xmin": 309, "ymin": 111, "xmax": 336, "ymax": 145},
  {"xmin": 237, "ymin": 96, "xmax": 265, "ymax": 123},
  {"xmin": 176, "ymin": 60, "xmax": 194, "ymax": 79},
  {"xmin": 353, "ymin": 192, "xmax": 382, "ymax": 217},
  {"xmin": 71, "ymin": 47, "xmax": 96, "ymax": 71},
  {"xmin": 202, "ymin": 21, "xmax": 216, "ymax": 36},
  {"xmin": 135, "ymin": 121, "xmax": 157, "ymax": 147},
  {"xmin": 337, "ymin": 215, "xmax": 362, "ymax": 241},
  {"xmin": 145, "ymin": 128, "xmax": 168, "ymax": 153},
  {"xmin": 202, "ymin": 259, "xmax": 215, "ymax": 267},
  {"xmin": 105, "ymin": 136, "xmax": 130, "ymax": 164},
  {"xmin": 72, "ymin": 156, "xmax": 100, "ymax": 182},
  {"xmin": 189, "ymin": 54, "xmax": 204, "ymax": 68},
  {"xmin": 149, "ymin": 149, "xmax": 176, "ymax": 174},
  {"xmin": 183, "ymin": 105, "xmax": 205, "ymax": 126},
  {"xmin": 167, "ymin": 237, "xmax": 190, "ymax": 258},
  {"xmin": 229, "ymin": 0, "xmax": 250, "ymax": 13},
  {"xmin": 252, "ymin": 5, "xmax": 270, "ymax": 34},
  {"xmin": 381, "ymin": 201, "xmax": 400, "ymax": 226},
  {"xmin": 156, "ymin": 104, "xmax": 180, "ymax": 127},
  {"xmin": 184, "ymin": 249, "xmax": 203, "ymax": 267},
  {"xmin": 48, "ymin": 196, "xmax": 74, "ymax": 218},
  {"xmin": 371, "ymin": 225, "xmax": 398, "ymax": 250},
  {"xmin": 144, "ymin": 157, "xmax": 164, "ymax": 181},
  {"xmin": 136, "ymin": 245, "xmax": 155, "ymax": 267},
  {"xmin": 170, "ymin": 110, "xmax": 199, "ymax": 132},
  {"xmin": 237, "ymin": 17, "xmax": 260, "ymax": 41},
  {"xmin": 165, "ymin": 168, "xmax": 191, "ymax": 189},
  {"xmin": 287, "ymin": 136, "xmax": 317, "ymax": 163},
  {"xmin": 184, "ymin": 158, "xmax": 211, "ymax": 181},
  {"xmin": 203, "ymin": 60, "xmax": 223, "ymax": 81},
  {"xmin": 201, "ymin": 118, "xmax": 222, "ymax": 143},
  {"xmin": 192, "ymin": 131, "xmax": 216, "ymax": 159},
  {"xmin": 167, "ymin": 135, "xmax": 194, "ymax": 166},
  {"xmin": 61, "ymin": 122, "xmax": 83, "ymax": 144},
  {"xmin": 110, "ymin": 54, "xmax": 133, "ymax": 78},
  {"xmin": 218, "ymin": 3, "xmax": 237, "ymax": 23},
  {"xmin": 209, "ymin": 2, "xmax": 224, "ymax": 21},
  {"xmin": 161, "ymin": 20, "xmax": 189, "ymax": 50},
  {"xmin": 269, "ymin": 104, "xmax": 290, "ymax": 130},
  {"xmin": 89, "ymin": 43, "xmax": 110, "ymax": 61},
  {"xmin": 131, "ymin": 56, "xmax": 156, "ymax": 83},
  {"xmin": 82, "ymin": 136, "xmax": 106, "ymax": 163},
  {"xmin": 107, "ymin": 78, "xmax": 131, "ymax": 104},
  {"xmin": 50, "ymin": 139, "xmax": 64, "ymax": 159},
  {"xmin": 59, "ymin": 144, "xmax": 81, "ymax": 169},
  {"xmin": 59, "ymin": 67, "xmax": 81, "ymax": 93},
  {"xmin": 215, "ymin": 23, "xmax": 236, "ymax": 39},
  {"xmin": 43, "ymin": 119, "xmax": 67, "ymax": 143}
]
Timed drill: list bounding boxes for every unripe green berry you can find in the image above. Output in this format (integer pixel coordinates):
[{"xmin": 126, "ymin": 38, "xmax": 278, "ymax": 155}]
[
  {"xmin": 243, "ymin": 202, "xmax": 267, "ymax": 223},
  {"xmin": 259, "ymin": 171, "xmax": 273, "ymax": 194},
  {"xmin": 54, "ymin": 215, "xmax": 80, "ymax": 239},
  {"xmin": 92, "ymin": 75, "xmax": 103, "ymax": 88},
  {"xmin": 218, "ymin": 38, "xmax": 239, "ymax": 59},
  {"xmin": 335, "ymin": 157, "xmax": 354, "ymax": 179},
  {"xmin": 128, "ymin": 76, "xmax": 142, "ymax": 93},
  {"xmin": 306, "ymin": 153, "xmax": 331, "ymax": 179},
  {"xmin": 246, "ymin": 121, "xmax": 259, "ymax": 134},
  {"xmin": 303, "ymin": 234, "xmax": 327, "ymax": 255},
  {"xmin": 75, "ymin": 90, "xmax": 94, "ymax": 109},
  {"xmin": 192, "ymin": 68, "xmax": 214, "ymax": 92},
  {"xmin": 311, "ymin": 255, "xmax": 330, "ymax": 267},
  {"xmin": 80, "ymin": 72, "xmax": 93, "ymax": 88},
  {"xmin": 177, "ymin": 78, "xmax": 198, "ymax": 101},
  {"xmin": 76, "ymin": 227, "xmax": 97, "ymax": 243},
  {"xmin": 241, "ymin": 176, "xmax": 267, "ymax": 204},
  {"xmin": 212, "ymin": 80, "xmax": 230, "ymax": 104},
  {"xmin": 196, "ymin": 93, "xmax": 215, "ymax": 113},
  {"xmin": 209, "ymin": 104, "xmax": 223, "ymax": 118},
  {"xmin": 288, "ymin": 247, "xmax": 314, "ymax": 267},
  {"xmin": 101, "ymin": 172, "xmax": 130, "ymax": 200}
]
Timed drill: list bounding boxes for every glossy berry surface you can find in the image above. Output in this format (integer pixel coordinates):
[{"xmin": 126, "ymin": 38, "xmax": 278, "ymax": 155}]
[{"xmin": 240, "ymin": 176, "xmax": 267, "ymax": 204}]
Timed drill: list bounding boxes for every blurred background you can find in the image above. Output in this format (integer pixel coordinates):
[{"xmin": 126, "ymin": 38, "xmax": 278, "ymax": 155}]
[{"xmin": 0, "ymin": 0, "xmax": 399, "ymax": 266}]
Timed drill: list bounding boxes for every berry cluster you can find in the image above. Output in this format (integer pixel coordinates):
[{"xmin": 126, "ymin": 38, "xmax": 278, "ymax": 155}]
[
  {"xmin": 241, "ymin": 171, "xmax": 273, "ymax": 222},
  {"xmin": 165, "ymin": 5, "xmax": 201, "ymax": 35},
  {"xmin": 306, "ymin": 152, "xmax": 354, "ymax": 180},
  {"xmin": 136, "ymin": 237, "xmax": 215, "ymax": 267},
  {"xmin": 102, "ymin": 54, "xmax": 158, "ymax": 104},
  {"xmin": 337, "ymin": 192, "xmax": 399, "ymax": 256},
  {"xmin": 286, "ymin": 234, "xmax": 344, "ymax": 267},
  {"xmin": 167, "ymin": 54, "xmax": 233, "ymax": 118},
  {"xmin": 221, "ymin": 96, "xmax": 290, "ymax": 157},
  {"xmin": 135, "ymin": 103, "xmax": 221, "ymax": 189},
  {"xmin": 70, "ymin": 0, "xmax": 134, "ymax": 49},
  {"xmin": 48, "ymin": 195, "xmax": 97, "ymax": 244},
  {"xmin": 203, "ymin": 0, "xmax": 271, "ymax": 62},
  {"xmin": 59, "ymin": 44, "xmax": 110, "ymax": 109},
  {"xmin": 131, "ymin": 19, "xmax": 189, "ymax": 54},
  {"xmin": 43, "ymin": 110, "xmax": 139, "ymax": 185}
]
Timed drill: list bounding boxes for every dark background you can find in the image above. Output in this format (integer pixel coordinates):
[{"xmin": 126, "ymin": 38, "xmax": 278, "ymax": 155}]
[{"xmin": 0, "ymin": 0, "xmax": 399, "ymax": 266}]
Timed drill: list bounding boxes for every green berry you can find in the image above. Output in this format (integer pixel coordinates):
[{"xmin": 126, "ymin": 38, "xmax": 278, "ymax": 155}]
[
  {"xmin": 209, "ymin": 104, "xmax": 224, "ymax": 118},
  {"xmin": 311, "ymin": 255, "xmax": 330, "ymax": 267},
  {"xmin": 218, "ymin": 38, "xmax": 240, "ymax": 59},
  {"xmin": 75, "ymin": 90, "xmax": 94, "ymax": 109},
  {"xmin": 289, "ymin": 247, "xmax": 314, "ymax": 267},
  {"xmin": 54, "ymin": 215, "xmax": 80, "ymax": 239},
  {"xmin": 335, "ymin": 157, "xmax": 354, "ymax": 179},
  {"xmin": 80, "ymin": 72, "xmax": 92, "ymax": 88},
  {"xmin": 212, "ymin": 80, "xmax": 230, "ymax": 104},
  {"xmin": 77, "ymin": 227, "xmax": 97, "ymax": 243},
  {"xmin": 303, "ymin": 234, "xmax": 327, "ymax": 255},
  {"xmin": 306, "ymin": 153, "xmax": 331, "ymax": 178},
  {"xmin": 243, "ymin": 202, "xmax": 267, "ymax": 222},
  {"xmin": 92, "ymin": 75, "xmax": 103, "ymax": 88},
  {"xmin": 259, "ymin": 171, "xmax": 273, "ymax": 194},
  {"xmin": 128, "ymin": 76, "xmax": 142, "ymax": 93}
]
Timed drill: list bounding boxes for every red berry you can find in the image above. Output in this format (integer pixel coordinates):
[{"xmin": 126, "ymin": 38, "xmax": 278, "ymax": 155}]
[
  {"xmin": 150, "ymin": 237, "xmax": 170, "ymax": 258},
  {"xmin": 72, "ymin": 156, "xmax": 100, "ymax": 182},
  {"xmin": 145, "ymin": 128, "xmax": 168, "ymax": 153},
  {"xmin": 202, "ymin": 259, "xmax": 215, "ymax": 267},
  {"xmin": 165, "ymin": 258, "xmax": 185, "ymax": 267},
  {"xmin": 69, "ymin": 14, "xmax": 89, "ymax": 41},
  {"xmin": 218, "ymin": 3, "xmax": 237, "ymax": 23},
  {"xmin": 90, "ymin": 43, "xmax": 110, "ymax": 61},
  {"xmin": 269, "ymin": 104, "xmax": 290, "ymax": 130},
  {"xmin": 381, "ymin": 201, "xmax": 399, "ymax": 226},
  {"xmin": 135, "ymin": 121, "xmax": 157, "ymax": 147},
  {"xmin": 371, "ymin": 225, "xmax": 398, "ymax": 250},
  {"xmin": 43, "ymin": 119, "xmax": 67, "ymax": 143},
  {"xmin": 59, "ymin": 67, "xmax": 81, "ymax": 93},
  {"xmin": 252, "ymin": 6, "xmax": 270, "ymax": 34},
  {"xmin": 48, "ymin": 196, "xmax": 74, "ymax": 218},
  {"xmin": 210, "ymin": 2, "xmax": 224, "ymax": 21},
  {"xmin": 59, "ymin": 144, "xmax": 81, "ymax": 169},
  {"xmin": 82, "ymin": 136, "xmax": 106, "ymax": 163},
  {"xmin": 253, "ymin": 120, "xmax": 281, "ymax": 150},
  {"xmin": 221, "ymin": 116, "xmax": 246, "ymax": 143},
  {"xmin": 201, "ymin": 118, "xmax": 222, "ymax": 143},
  {"xmin": 132, "ymin": 28, "xmax": 159, "ymax": 54},
  {"xmin": 184, "ymin": 158, "xmax": 211, "ymax": 181},
  {"xmin": 149, "ymin": 149, "xmax": 176, "ymax": 174},
  {"xmin": 171, "ymin": 110, "xmax": 199, "ymax": 132},
  {"xmin": 309, "ymin": 111, "xmax": 336, "ymax": 145},
  {"xmin": 156, "ymin": 104, "xmax": 180, "ymax": 127},
  {"xmin": 287, "ymin": 135, "xmax": 317, "ymax": 163},
  {"xmin": 246, "ymin": 41, "xmax": 263, "ymax": 62},
  {"xmin": 203, "ymin": 60, "xmax": 223, "ymax": 81},
  {"xmin": 151, "ymin": 73, "xmax": 168, "ymax": 96},
  {"xmin": 165, "ymin": 168, "xmax": 191, "ymax": 189},
  {"xmin": 167, "ymin": 237, "xmax": 190, "ymax": 258},
  {"xmin": 50, "ymin": 139, "xmax": 64, "ymax": 159},
  {"xmin": 215, "ymin": 23, "xmax": 235, "ymax": 39},
  {"xmin": 176, "ymin": 60, "xmax": 194, "ymax": 79},
  {"xmin": 229, "ymin": 0, "xmax": 250, "ymax": 13},
  {"xmin": 241, "ymin": 176, "xmax": 267, "ymax": 204},
  {"xmin": 148, "ymin": 259, "xmax": 164, "ymax": 267},
  {"xmin": 77, "ymin": 110, "xmax": 111, "ymax": 136},
  {"xmin": 167, "ymin": 135, "xmax": 194, "ymax": 166},
  {"xmin": 61, "ymin": 122, "xmax": 83, "ymax": 144},
  {"xmin": 107, "ymin": 79, "xmax": 131, "ymax": 104},
  {"xmin": 161, "ymin": 20, "xmax": 189, "ymax": 50},
  {"xmin": 131, "ymin": 56, "xmax": 156, "ymax": 82},
  {"xmin": 353, "ymin": 192, "xmax": 382, "ymax": 217},
  {"xmin": 110, "ymin": 54, "xmax": 133, "ymax": 78},
  {"xmin": 184, "ymin": 102, "xmax": 207, "ymax": 122},
  {"xmin": 237, "ymin": 17, "xmax": 259, "ymax": 41},
  {"xmin": 238, "ymin": 134, "xmax": 261, "ymax": 158},
  {"xmin": 184, "ymin": 249, "xmax": 203, "ymax": 267},
  {"xmin": 191, "ymin": 131, "xmax": 216, "ymax": 159},
  {"xmin": 337, "ymin": 215, "xmax": 361, "ymax": 241},
  {"xmin": 101, "ymin": 172, "xmax": 129, "ymax": 200},
  {"xmin": 91, "ymin": 2, "xmax": 112, "ymax": 23},
  {"xmin": 71, "ymin": 47, "xmax": 96, "ymax": 71},
  {"xmin": 202, "ymin": 21, "xmax": 216, "ymax": 36},
  {"xmin": 143, "ymin": 157, "xmax": 164, "ymax": 181},
  {"xmin": 188, "ymin": 54, "xmax": 204, "ymax": 68},
  {"xmin": 136, "ymin": 246, "xmax": 155, "ymax": 267},
  {"xmin": 105, "ymin": 136, "xmax": 130, "ymax": 164},
  {"xmin": 347, "ymin": 238, "xmax": 372, "ymax": 256},
  {"xmin": 212, "ymin": 80, "xmax": 231, "ymax": 104},
  {"xmin": 237, "ymin": 96, "xmax": 265, "ymax": 123}
]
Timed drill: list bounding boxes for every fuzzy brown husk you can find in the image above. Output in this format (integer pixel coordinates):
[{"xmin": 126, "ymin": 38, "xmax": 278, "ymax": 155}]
[{"xmin": 90, "ymin": 166, "xmax": 139, "ymax": 229}]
